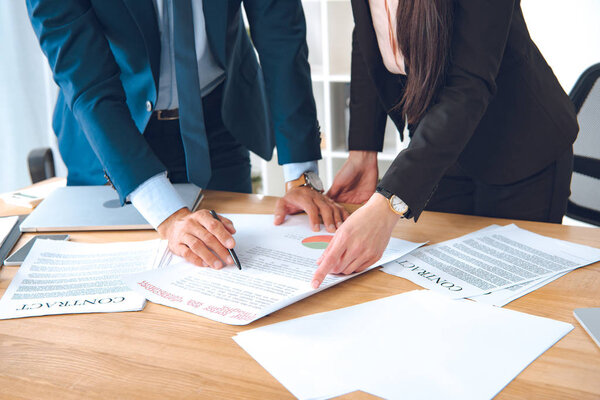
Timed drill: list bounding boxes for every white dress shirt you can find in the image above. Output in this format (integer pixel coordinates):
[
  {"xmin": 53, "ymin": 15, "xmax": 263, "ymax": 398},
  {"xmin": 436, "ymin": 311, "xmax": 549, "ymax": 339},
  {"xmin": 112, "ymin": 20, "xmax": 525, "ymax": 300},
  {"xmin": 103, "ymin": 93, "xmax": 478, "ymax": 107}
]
[{"xmin": 130, "ymin": 0, "xmax": 318, "ymax": 228}]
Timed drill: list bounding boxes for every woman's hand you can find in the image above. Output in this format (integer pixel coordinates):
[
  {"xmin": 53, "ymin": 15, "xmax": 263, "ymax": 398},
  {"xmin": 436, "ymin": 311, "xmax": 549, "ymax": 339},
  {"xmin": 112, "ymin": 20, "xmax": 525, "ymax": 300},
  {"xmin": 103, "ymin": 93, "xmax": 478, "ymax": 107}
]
[
  {"xmin": 157, "ymin": 208, "xmax": 236, "ymax": 269},
  {"xmin": 326, "ymin": 151, "xmax": 378, "ymax": 204},
  {"xmin": 311, "ymin": 192, "xmax": 401, "ymax": 288}
]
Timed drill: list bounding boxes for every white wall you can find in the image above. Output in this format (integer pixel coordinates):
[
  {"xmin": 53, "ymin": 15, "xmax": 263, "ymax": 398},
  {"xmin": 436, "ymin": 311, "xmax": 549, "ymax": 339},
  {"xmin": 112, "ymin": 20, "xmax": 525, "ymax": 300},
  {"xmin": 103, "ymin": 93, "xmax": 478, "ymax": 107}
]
[
  {"xmin": 0, "ymin": 1, "xmax": 61, "ymax": 193},
  {"xmin": 522, "ymin": 0, "xmax": 600, "ymax": 93}
]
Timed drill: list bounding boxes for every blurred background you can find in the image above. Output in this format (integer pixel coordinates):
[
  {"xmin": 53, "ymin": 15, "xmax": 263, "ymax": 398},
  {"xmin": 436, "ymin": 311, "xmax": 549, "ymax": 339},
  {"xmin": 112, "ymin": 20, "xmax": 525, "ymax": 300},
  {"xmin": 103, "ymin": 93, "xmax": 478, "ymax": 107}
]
[{"xmin": 1, "ymin": 0, "xmax": 599, "ymax": 196}]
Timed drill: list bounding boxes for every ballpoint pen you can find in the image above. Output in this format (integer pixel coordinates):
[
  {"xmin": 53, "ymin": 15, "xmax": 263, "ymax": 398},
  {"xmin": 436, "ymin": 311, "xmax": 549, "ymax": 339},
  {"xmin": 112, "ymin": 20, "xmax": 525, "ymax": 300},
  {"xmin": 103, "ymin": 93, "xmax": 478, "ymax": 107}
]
[{"xmin": 209, "ymin": 210, "xmax": 242, "ymax": 270}]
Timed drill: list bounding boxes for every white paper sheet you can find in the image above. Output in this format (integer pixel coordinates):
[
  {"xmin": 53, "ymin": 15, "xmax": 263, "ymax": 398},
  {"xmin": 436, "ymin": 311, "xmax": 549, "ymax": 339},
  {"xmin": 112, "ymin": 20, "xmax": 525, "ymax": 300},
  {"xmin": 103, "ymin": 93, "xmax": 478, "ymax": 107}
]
[
  {"xmin": 234, "ymin": 290, "xmax": 573, "ymax": 400},
  {"xmin": 0, "ymin": 215, "xmax": 18, "ymax": 248},
  {"xmin": 470, "ymin": 271, "xmax": 569, "ymax": 306},
  {"xmin": 123, "ymin": 214, "xmax": 425, "ymax": 325},
  {"xmin": 0, "ymin": 239, "xmax": 166, "ymax": 319},
  {"xmin": 382, "ymin": 224, "xmax": 600, "ymax": 299}
]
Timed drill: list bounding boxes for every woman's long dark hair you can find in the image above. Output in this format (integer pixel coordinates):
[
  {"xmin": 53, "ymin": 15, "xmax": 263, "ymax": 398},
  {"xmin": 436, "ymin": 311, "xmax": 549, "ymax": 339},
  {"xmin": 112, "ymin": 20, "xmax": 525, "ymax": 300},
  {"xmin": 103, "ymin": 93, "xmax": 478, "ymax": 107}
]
[{"xmin": 395, "ymin": 0, "xmax": 454, "ymax": 123}]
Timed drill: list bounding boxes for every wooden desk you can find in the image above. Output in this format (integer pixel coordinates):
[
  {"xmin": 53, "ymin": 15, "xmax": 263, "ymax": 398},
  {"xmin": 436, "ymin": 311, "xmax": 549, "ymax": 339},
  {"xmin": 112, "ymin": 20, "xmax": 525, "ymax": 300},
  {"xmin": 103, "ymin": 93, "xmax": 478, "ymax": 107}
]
[{"xmin": 0, "ymin": 190, "xmax": 599, "ymax": 399}]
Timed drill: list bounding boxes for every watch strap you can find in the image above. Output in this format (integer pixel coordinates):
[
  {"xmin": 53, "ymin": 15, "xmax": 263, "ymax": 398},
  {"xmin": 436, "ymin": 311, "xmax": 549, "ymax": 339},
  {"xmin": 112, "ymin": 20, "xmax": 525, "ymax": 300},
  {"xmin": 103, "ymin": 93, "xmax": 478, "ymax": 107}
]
[
  {"xmin": 286, "ymin": 172, "xmax": 324, "ymax": 193},
  {"xmin": 376, "ymin": 186, "xmax": 412, "ymax": 219},
  {"xmin": 376, "ymin": 186, "xmax": 394, "ymax": 199},
  {"xmin": 285, "ymin": 174, "xmax": 308, "ymax": 192}
]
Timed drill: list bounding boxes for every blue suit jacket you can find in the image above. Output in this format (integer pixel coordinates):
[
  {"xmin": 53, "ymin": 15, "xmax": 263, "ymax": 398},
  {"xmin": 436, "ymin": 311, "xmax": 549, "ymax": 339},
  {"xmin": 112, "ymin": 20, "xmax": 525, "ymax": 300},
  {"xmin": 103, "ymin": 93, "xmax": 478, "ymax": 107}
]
[{"xmin": 27, "ymin": 0, "xmax": 321, "ymax": 201}]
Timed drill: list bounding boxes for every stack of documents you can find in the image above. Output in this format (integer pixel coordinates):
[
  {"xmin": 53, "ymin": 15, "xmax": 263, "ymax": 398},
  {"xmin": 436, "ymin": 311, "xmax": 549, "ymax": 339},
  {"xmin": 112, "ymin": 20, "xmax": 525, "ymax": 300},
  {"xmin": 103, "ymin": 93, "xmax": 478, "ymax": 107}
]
[
  {"xmin": 0, "ymin": 179, "xmax": 65, "ymax": 209},
  {"xmin": 0, "ymin": 239, "xmax": 167, "ymax": 319},
  {"xmin": 123, "ymin": 214, "xmax": 425, "ymax": 325},
  {"xmin": 381, "ymin": 224, "xmax": 600, "ymax": 306},
  {"xmin": 234, "ymin": 290, "xmax": 573, "ymax": 400}
]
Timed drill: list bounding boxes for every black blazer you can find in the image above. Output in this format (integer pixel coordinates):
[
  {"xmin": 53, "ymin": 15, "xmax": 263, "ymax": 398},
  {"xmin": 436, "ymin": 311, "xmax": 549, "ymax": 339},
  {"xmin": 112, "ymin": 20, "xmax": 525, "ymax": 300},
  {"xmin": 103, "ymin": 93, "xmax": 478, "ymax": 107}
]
[{"xmin": 349, "ymin": 0, "xmax": 578, "ymax": 219}]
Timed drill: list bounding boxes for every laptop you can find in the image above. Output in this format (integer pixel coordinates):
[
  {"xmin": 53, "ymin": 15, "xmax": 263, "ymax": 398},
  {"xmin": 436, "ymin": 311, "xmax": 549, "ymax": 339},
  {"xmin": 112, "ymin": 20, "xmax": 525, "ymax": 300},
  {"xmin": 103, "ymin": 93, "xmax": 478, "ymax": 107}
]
[
  {"xmin": 20, "ymin": 184, "xmax": 203, "ymax": 232},
  {"xmin": 574, "ymin": 308, "xmax": 600, "ymax": 349}
]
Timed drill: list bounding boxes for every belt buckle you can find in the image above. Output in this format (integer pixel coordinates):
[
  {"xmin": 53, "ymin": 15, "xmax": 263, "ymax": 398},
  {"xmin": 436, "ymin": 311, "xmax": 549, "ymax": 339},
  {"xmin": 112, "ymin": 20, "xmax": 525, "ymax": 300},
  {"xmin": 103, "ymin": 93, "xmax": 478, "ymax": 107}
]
[{"xmin": 156, "ymin": 109, "xmax": 179, "ymax": 120}]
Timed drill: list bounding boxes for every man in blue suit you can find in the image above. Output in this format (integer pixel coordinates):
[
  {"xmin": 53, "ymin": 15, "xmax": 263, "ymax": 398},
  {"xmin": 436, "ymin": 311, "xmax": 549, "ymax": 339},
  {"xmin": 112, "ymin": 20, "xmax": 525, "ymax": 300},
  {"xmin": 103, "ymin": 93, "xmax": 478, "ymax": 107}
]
[{"xmin": 27, "ymin": 0, "xmax": 347, "ymax": 269}]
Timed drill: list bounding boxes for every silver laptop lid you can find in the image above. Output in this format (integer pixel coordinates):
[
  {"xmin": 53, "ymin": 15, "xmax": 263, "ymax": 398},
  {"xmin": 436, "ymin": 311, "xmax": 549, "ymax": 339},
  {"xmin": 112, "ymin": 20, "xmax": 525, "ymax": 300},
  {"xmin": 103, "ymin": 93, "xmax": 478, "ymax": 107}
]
[{"xmin": 20, "ymin": 184, "xmax": 202, "ymax": 232}]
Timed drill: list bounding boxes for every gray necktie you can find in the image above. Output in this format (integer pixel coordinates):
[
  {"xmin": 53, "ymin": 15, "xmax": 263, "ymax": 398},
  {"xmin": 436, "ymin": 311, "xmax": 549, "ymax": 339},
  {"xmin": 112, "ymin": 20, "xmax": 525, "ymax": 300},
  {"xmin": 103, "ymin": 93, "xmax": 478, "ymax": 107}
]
[{"xmin": 172, "ymin": 0, "xmax": 211, "ymax": 187}]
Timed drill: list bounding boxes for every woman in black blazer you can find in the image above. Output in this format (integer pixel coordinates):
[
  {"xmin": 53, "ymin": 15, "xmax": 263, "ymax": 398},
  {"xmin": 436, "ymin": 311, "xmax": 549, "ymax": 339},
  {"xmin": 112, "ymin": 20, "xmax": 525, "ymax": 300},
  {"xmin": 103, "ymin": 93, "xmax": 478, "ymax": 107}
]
[{"xmin": 310, "ymin": 0, "xmax": 578, "ymax": 288}]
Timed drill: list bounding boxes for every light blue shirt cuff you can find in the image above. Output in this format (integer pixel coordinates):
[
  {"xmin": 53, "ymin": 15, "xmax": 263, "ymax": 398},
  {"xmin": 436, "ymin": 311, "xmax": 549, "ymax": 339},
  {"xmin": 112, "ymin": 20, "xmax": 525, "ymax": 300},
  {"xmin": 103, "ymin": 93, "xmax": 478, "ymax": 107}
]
[
  {"xmin": 129, "ymin": 172, "xmax": 188, "ymax": 229},
  {"xmin": 283, "ymin": 161, "xmax": 319, "ymax": 182}
]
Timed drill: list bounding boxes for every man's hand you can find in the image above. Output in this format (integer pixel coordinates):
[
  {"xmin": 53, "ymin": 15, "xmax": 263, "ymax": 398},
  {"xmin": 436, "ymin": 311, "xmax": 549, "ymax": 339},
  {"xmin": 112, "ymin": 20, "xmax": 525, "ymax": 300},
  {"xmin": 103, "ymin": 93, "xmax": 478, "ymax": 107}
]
[
  {"xmin": 311, "ymin": 193, "xmax": 401, "ymax": 288},
  {"xmin": 327, "ymin": 151, "xmax": 378, "ymax": 204},
  {"xmin": 157, "ymin": 208, "xmax": 236, "ymax": 269},
  {"xmin": 274, "ymin": 186, "xmax": 349, "ymax": 232}
]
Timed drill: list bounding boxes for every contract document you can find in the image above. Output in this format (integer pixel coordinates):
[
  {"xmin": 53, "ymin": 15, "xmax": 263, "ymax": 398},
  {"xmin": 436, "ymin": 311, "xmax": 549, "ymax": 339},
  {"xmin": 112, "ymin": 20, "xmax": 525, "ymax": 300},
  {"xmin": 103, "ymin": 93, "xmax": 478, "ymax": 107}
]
[
  {"xmin": 381, "ymin": 224, "xmax": 600, "ymax": 300},
  {"xmin": 123, "ymin": 214, "xmax": 424, "ymax": 325},
  {"xmin": 234, "ymin": 290, "xmax": 573, "ymax": 400},
  {"xmin": 0, "ymin": 239, "xmax": 166, "ymax": 319},
  {"xmin": 470, "ymin": 271, "xmax": 569, "ymax": 306}
]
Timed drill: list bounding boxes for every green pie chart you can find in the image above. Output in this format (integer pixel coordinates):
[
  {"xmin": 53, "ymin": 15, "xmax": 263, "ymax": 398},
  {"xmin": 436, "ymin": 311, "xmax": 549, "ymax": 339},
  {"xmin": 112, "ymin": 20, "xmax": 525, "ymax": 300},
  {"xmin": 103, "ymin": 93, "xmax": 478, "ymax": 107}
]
[{"xmin": 301, "ymin": 235, "xmax": 333, "ymax": 250}]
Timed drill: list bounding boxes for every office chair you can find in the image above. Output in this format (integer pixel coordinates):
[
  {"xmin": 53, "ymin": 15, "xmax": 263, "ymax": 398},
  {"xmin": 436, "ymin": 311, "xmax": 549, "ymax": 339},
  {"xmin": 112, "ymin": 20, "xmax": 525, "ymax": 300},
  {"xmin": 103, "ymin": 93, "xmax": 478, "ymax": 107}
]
[
  {"xmin": 566, "ymin": 63, "xmax": 600, "ymax": 226},
  {"xmin": 27, "ymin": 147, "xmax": 55, "ymax": 184}
]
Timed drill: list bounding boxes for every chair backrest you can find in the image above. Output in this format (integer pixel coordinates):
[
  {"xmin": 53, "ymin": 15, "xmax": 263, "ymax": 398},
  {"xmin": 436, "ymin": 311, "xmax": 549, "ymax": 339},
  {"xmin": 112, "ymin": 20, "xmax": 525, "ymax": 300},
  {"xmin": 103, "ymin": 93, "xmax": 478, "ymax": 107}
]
[
  {"xmin": 566, "ymin": 63, "xmax": 600, "ymax": 226},
  {"xmin": 28, "ymin": 147, "xmax": 56, "ymax": 184}
]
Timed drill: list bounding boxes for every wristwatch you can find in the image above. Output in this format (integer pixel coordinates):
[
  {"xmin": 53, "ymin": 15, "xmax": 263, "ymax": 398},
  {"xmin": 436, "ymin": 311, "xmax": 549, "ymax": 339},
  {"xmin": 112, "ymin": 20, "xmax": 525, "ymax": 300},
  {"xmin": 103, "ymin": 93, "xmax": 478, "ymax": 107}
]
[
  {"xmin": 376, "ymin": 187, "xmax": 412, "ymax": 219},
  {"xmin": 285, "ymin": 171, "xmax": 324, "ymax": 193}
]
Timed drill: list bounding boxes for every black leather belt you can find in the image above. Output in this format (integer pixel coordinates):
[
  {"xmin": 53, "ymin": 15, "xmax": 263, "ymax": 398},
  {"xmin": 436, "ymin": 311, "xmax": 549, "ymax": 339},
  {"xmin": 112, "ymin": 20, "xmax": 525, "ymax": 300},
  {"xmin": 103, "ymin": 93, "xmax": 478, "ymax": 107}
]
[{"xmin": 154, "ymin": 108, "xmax": 179, "ymax": 120}]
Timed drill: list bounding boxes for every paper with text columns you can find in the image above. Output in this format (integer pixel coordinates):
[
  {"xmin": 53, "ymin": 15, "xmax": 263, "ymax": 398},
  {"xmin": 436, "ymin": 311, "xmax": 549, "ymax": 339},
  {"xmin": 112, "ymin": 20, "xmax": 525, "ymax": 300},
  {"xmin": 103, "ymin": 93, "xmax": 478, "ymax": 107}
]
[
  {"xmin": 382, "ymin": 224, "xmax": 600, "ymax": 300},
  {"xmin": 123, "ymin": 214, "xmax": 425, "ymax": 325},
  {"xmin": 0, "ymin": 239, "xmax": 166, "ymax": 319}
]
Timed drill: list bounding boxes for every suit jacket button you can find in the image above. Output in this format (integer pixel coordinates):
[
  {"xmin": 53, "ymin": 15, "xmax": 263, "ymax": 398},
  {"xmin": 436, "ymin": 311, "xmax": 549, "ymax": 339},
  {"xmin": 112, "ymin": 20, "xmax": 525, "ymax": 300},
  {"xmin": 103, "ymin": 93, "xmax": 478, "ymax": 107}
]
[
  {"xmin": 103, "ymin": 171, "xmax": 115, "ymax": 189},
  {"xmin": 145, "ymin": 100, "xmax": 153, "ymax": 112}
]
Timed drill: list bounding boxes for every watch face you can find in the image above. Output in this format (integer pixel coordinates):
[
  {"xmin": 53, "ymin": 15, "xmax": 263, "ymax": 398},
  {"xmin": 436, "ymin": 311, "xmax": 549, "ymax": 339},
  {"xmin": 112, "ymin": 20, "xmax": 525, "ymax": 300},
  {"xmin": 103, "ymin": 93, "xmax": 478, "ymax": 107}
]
[
  {"xmin": 305, "ymin": 171, "xmax": 324, "ymax": 192},
  {"xmin": 390, "ymin": 195, "xmax": 408, "ymax": 214}
]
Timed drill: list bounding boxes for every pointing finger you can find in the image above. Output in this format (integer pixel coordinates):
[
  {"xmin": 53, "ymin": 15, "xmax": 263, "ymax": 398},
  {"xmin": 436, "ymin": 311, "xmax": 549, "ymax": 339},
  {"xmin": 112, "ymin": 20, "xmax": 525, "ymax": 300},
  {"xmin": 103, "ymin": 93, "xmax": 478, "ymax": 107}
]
[{"xmin": 312, "ymin": 240, "xmax": 346, "ymax": 288}]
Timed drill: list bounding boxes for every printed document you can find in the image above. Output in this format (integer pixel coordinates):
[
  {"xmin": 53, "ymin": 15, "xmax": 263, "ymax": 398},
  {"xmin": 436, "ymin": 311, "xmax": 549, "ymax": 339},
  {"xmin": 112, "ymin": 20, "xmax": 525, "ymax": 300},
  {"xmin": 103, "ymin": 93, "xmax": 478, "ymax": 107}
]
[
  {"xmin": 381, "ymin": 224, "xmax": 600, "ymax": 299},
  {"xmin": 123, "ymin": 214, "xmax": 424, "ymax": 325},
  {"xmin": 234, "ymin": 290, "xmax": 573, "ymax": 400},
  {"xmin": 470, "ymin": 271, "xmax": 569, "ymax": 306},
  {"xmin": 0, "ymin": 239, "xmax": 166, "ymax": 319}
]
